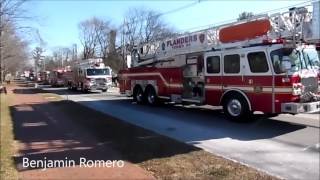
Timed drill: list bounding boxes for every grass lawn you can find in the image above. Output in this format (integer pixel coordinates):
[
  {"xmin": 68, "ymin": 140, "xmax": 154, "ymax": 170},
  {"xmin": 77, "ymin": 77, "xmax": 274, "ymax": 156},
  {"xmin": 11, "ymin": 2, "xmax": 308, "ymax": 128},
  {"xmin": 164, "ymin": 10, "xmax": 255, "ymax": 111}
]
[{"xmin": 0, "ymin": 94, "xmax": 18, "ymax": 180}]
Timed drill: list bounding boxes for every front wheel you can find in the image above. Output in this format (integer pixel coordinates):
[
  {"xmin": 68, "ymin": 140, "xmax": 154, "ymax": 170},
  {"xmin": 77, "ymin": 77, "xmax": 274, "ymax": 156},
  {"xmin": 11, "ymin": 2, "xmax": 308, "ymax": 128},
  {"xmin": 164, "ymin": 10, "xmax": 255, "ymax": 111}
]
[
  {"xmin": 223, "ymin": 95, "xmax": 252, "ymax": 122},
  {"xmin": 81, "ymin": 84, "xmax": 88, "ymax": 93},
  {"xmin": 67, "ymin": 82, "xmax": 72, "ymax": 90}
]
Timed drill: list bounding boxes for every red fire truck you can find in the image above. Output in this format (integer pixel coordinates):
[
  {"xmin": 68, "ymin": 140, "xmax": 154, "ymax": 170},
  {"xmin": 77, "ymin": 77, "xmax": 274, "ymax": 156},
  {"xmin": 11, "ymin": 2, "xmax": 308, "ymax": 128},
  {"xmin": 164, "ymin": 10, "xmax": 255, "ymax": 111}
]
[
  {"xmin": 119, "ymin": 2, "xmax": 320, "ymax": 121},
  {"xmin": 49, "ymin": 68, "xmax": 72, "ymax": 87},
  {"xmin": 68, "ymin": 58, "xmax": 112, "ymax": 92},
  {"xmin": 38, "ymin": 71, "xmax": 50, "ymax": 84}
]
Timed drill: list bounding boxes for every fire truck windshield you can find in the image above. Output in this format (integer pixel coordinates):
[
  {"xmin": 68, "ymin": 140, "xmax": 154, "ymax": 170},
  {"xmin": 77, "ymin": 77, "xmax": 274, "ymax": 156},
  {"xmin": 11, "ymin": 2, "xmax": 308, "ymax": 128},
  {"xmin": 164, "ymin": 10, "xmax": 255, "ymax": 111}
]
[
  {"xmin": 302, "ymin": 48, "xmax": 320, "ymax": 69},
  {"xmin": 271, "ymin": 48, "xmax": 319, "ymax": 74},
  {"xmin": 86, "ymin": 68, "xmax": 110, "ymax": 76}
]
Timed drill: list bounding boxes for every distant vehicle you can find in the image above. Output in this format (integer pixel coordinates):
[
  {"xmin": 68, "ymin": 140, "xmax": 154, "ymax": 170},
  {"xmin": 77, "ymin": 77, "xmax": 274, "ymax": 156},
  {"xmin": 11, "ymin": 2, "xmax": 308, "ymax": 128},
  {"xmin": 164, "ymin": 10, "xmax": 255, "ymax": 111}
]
[
  {"xmin": 28, "ymin": 72, "xmax": 35, "ymax": 81},
  {"xmin": 23, "ymin": 70, "xmax": 31, "ymax": 81},
  {"xmin": 38, "ymin": 71, "xmax": 50, "ymax": 84},
  {"xmin": 20, "ymin": 74, "xmax": 26, "ymax": 80},
  {"xmin": 49, "ymin": 69, "xmax": 68, "ymax": 87},
  {"xmin": 68, "ymin": 58, "xmax": 112, "ymax": 92},
  {"xmin": 14, "ymin": 72, "xmax": 22, "ymax": 80}
]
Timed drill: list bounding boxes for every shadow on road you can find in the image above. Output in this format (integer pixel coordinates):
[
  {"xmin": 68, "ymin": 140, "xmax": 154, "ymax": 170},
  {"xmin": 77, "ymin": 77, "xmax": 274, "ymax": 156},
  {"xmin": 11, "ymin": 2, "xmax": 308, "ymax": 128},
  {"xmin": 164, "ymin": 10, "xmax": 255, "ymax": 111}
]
[
  {"xmin": 12, "ymin": 83, "xmax": 101, "ymax": 95},
  {"xmin": 12, "ymin": 88, "xmax": 45, "ymax": 94},
  {"xmin": 42, "ymin": 88, "xmax": 102, "ymax": 95},
  {"xmin": 10, "ymin": 97, "xmax": 199, "ymax": 171},
  {"xmin": 75, "ymin": 98, "xmax": 307, "ymax": 143},
  {"xmin": 11, "ymin": 103, "xmax": 118, "ymax": 172}
]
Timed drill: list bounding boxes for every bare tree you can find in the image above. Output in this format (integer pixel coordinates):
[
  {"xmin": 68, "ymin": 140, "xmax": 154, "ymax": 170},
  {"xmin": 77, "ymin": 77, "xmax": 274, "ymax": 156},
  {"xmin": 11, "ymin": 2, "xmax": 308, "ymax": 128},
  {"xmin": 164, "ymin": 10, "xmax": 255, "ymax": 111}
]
[
  {"xmin": 1, "ymin": 22, "xmax": 29, "ymax": 80},
  {"xmin": 78, "ymin": 17, "xmax": 121, "ymax": 70},
  {"xmin": 94, "ymin": 19, "xmax": 111, "ymax": 59},
  {"xmin": 62, "ymin": 47, "xmax": 71, "ymax": 63},
  {"xmin": 0, "ymin": 0, "xmax": 29, "ymax": 30},
  {"xmin": 78, "ymin": 17, "xmax": 101, "ymax": 59},
  {"xmin": 0, "ymin": 0, "xmax": 30, "ymax": 81},
  {"xmin": 51, "ymin": 46, "xmax": 72, "ymax": 68},
  {"xmin": 238, "ymin": 12, "xmax": 254, "ymax": 21},
  {"xmin": 123, "ymin": 8, "xmax": 175, "ymax": 53},
  {"xmin": 43, "ymin": 56, "xmax": 59, "ymax": 71},
  {"xmin": 78, "ymin": 17, "xmax": 116, "ymax": 60}
]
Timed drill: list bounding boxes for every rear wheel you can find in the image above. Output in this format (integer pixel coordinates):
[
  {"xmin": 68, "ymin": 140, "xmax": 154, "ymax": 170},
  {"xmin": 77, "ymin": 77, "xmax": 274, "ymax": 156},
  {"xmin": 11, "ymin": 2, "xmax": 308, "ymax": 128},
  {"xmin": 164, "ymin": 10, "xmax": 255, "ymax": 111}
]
[
  {"xmin": 133, "ymin": 86, "xmax": 144, "ymax": 104},
  {"xmin": 102, "ymin": 89, "xmax": 107, "ymax": 92},
  {"xmin": 145, "ymin": 87, "xmax": 158, "ymax": 105},
  {"xmin": 223, "ymin": 95, "xmax": 252, "ymax": 122}
]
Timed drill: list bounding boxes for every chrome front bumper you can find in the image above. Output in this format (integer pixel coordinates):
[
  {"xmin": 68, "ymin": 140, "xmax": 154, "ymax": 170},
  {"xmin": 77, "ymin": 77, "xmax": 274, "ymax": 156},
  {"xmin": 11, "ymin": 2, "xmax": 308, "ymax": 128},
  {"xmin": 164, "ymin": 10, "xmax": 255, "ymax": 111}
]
[
  {"xmin": 88, "ymin": 84, "xmax": 108, "ymax": 90},
  {"xmin": 87, "ymin": 81, "xmax": 111, "ymax": 90},
  {"xmin": 281, "ymin": 101, "xmax": 320, "ymax": 114}
]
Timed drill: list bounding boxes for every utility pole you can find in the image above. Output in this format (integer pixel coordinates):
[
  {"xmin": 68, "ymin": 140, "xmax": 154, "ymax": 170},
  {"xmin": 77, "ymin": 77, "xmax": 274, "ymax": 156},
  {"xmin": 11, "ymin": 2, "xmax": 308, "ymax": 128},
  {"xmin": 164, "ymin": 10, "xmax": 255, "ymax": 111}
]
[
  {"xmin": 34, "ymin": 55, "xmax": 39, "ymax": 81},
  {"xmin": 41, "ymin": 55, "xmax": 45, "ymax": 71},
  {"xmin": 61, "ymin": 52, "xmax": 63, "ymax": 68},
  {"xmin": 72, "ymin": 43, "xmax": 77, "ymax": 61},
  {"xmin": 33, "ymin": 47, "xmax": 43, "ymax": 81},
  {"xmin": 0, "ymin": 0, "xmax": 3, "ymax": 83},
  {"xmin": 121, "ymin": 19, "xmax": 124, "ymax": 69},
  {"xmin": 122, "ymin": 19, "xmax": 127, "ymax": 69}
]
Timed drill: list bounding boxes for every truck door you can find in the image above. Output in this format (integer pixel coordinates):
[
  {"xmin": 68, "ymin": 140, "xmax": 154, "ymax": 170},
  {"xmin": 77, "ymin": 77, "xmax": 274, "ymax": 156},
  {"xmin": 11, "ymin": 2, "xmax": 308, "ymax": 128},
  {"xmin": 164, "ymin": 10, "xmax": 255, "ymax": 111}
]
[
  {"xmin": 182, "ymin": 55, "xmax": 205, "ymax": 100},
  {"xmin": 204, "ymin": 52, "xmax": 222, "ymax": 105},
  {"xmin": 243, "ymin": 50, "xmax": 273, "ymax": 113}
]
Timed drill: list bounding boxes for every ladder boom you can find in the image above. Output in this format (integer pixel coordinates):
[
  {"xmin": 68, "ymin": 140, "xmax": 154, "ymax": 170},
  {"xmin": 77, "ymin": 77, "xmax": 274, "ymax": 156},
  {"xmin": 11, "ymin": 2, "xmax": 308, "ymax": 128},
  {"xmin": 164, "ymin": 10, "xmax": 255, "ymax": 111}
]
[{"xmin": 131, "ymin": 1, "xmax": 320, "ymax": 67}]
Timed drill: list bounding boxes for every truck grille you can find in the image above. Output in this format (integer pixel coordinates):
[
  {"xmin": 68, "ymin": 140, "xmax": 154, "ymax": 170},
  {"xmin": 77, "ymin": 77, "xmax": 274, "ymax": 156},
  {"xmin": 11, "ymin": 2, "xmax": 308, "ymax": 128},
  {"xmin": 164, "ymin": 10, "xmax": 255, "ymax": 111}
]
[
  {"xmin": 95, "ymin": 78, "xmax": 106, "ymax": 84},
  {"xmin": 301, "ymin": 77, "xmax": 318, "ymax": 93}
]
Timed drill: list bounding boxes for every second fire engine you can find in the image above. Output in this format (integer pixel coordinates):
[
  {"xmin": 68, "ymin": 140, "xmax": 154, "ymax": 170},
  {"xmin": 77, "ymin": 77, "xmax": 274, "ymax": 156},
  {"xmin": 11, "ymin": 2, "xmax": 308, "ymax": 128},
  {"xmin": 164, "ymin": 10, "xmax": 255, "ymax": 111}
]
[{"xmin": 68, "ymin": 58, "xmax": 112, "ymax": 93}]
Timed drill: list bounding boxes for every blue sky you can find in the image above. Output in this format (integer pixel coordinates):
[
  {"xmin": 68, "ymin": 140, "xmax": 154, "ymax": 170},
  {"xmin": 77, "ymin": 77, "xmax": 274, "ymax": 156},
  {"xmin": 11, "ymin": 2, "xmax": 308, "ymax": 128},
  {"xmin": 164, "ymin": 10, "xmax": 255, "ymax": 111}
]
[{"xmin": 23, "ymin": 0, "xmax": 307, "ymax": 53}]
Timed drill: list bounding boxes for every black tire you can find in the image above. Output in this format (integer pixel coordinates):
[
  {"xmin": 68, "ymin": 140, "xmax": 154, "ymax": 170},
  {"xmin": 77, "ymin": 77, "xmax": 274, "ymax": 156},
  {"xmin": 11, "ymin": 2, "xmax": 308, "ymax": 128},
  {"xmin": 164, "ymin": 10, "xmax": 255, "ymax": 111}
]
[
  {"xmin": 223, "ymin": 95, "xmax": 252, "ymax": 122},
  {"xmin": 67, "ymin": 82, "xmax": 72, "ymax": 90},
  {"xmin": 102, "ymin": 89, "xmax": 107, "ymax": 92},
  {"xmin": 265, "ymin": 113, "xmax": 279, "ymax": 118},
  {"xmin": 133, "ymin": 86, "xmax": 144, "ymax": 104},
  {"xmin": 81, "ymin": 83, "xmax": 88, "ymax": 93},
  {"xmin": 145, "ymin": 86, "xmax": 158, "ymax": 105}
]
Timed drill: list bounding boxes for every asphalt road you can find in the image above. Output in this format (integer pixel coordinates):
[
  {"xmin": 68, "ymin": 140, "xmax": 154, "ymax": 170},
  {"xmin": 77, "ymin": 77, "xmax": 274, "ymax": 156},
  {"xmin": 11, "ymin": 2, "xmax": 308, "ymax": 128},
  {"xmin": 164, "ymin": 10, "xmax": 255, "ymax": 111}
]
[{"xmin": 43, "ymin": 87, "xmax": 320, "ymax": 180}]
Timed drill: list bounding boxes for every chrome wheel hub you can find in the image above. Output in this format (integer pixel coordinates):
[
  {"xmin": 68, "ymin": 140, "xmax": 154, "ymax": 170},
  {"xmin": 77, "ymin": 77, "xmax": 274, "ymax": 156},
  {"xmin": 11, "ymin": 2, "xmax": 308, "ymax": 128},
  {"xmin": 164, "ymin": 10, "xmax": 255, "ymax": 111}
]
[
  {"xmin": 148, "ymin": 94, "xmax": 155, "ymax": 104},
  {"xmin": 227, "ymin": 99, "xmax": 242, "ymax": 117},
  {"xmin": 136, "ymin": 92, "xmax": 143, "ymax": 102}
]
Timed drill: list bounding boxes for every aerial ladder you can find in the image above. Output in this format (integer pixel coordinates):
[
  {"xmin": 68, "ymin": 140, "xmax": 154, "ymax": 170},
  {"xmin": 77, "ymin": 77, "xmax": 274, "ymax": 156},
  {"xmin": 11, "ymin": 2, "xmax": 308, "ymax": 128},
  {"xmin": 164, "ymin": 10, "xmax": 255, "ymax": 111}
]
[{"xmin": 130, "ymin": 1, "xmax": 320, "ymax": 67}]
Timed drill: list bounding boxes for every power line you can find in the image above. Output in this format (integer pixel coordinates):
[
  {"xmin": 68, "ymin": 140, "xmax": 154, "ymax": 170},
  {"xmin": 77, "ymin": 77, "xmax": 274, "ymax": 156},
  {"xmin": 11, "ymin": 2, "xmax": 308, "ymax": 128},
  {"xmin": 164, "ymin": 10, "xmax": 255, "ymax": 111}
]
[
  {"xmin": 120, "ymin": 1, "xmax": 200, "ymax": 28},
  {"xmin": 158, "ymin": 1, "xmax": 199, "ymax": 17},
  {"xmin": 177, "ymin": 0, "xmax": 316, "ymax": 33},
  {"xmin": 138, "ymin": 0, "xmax": 316, "ymax": 45}
]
